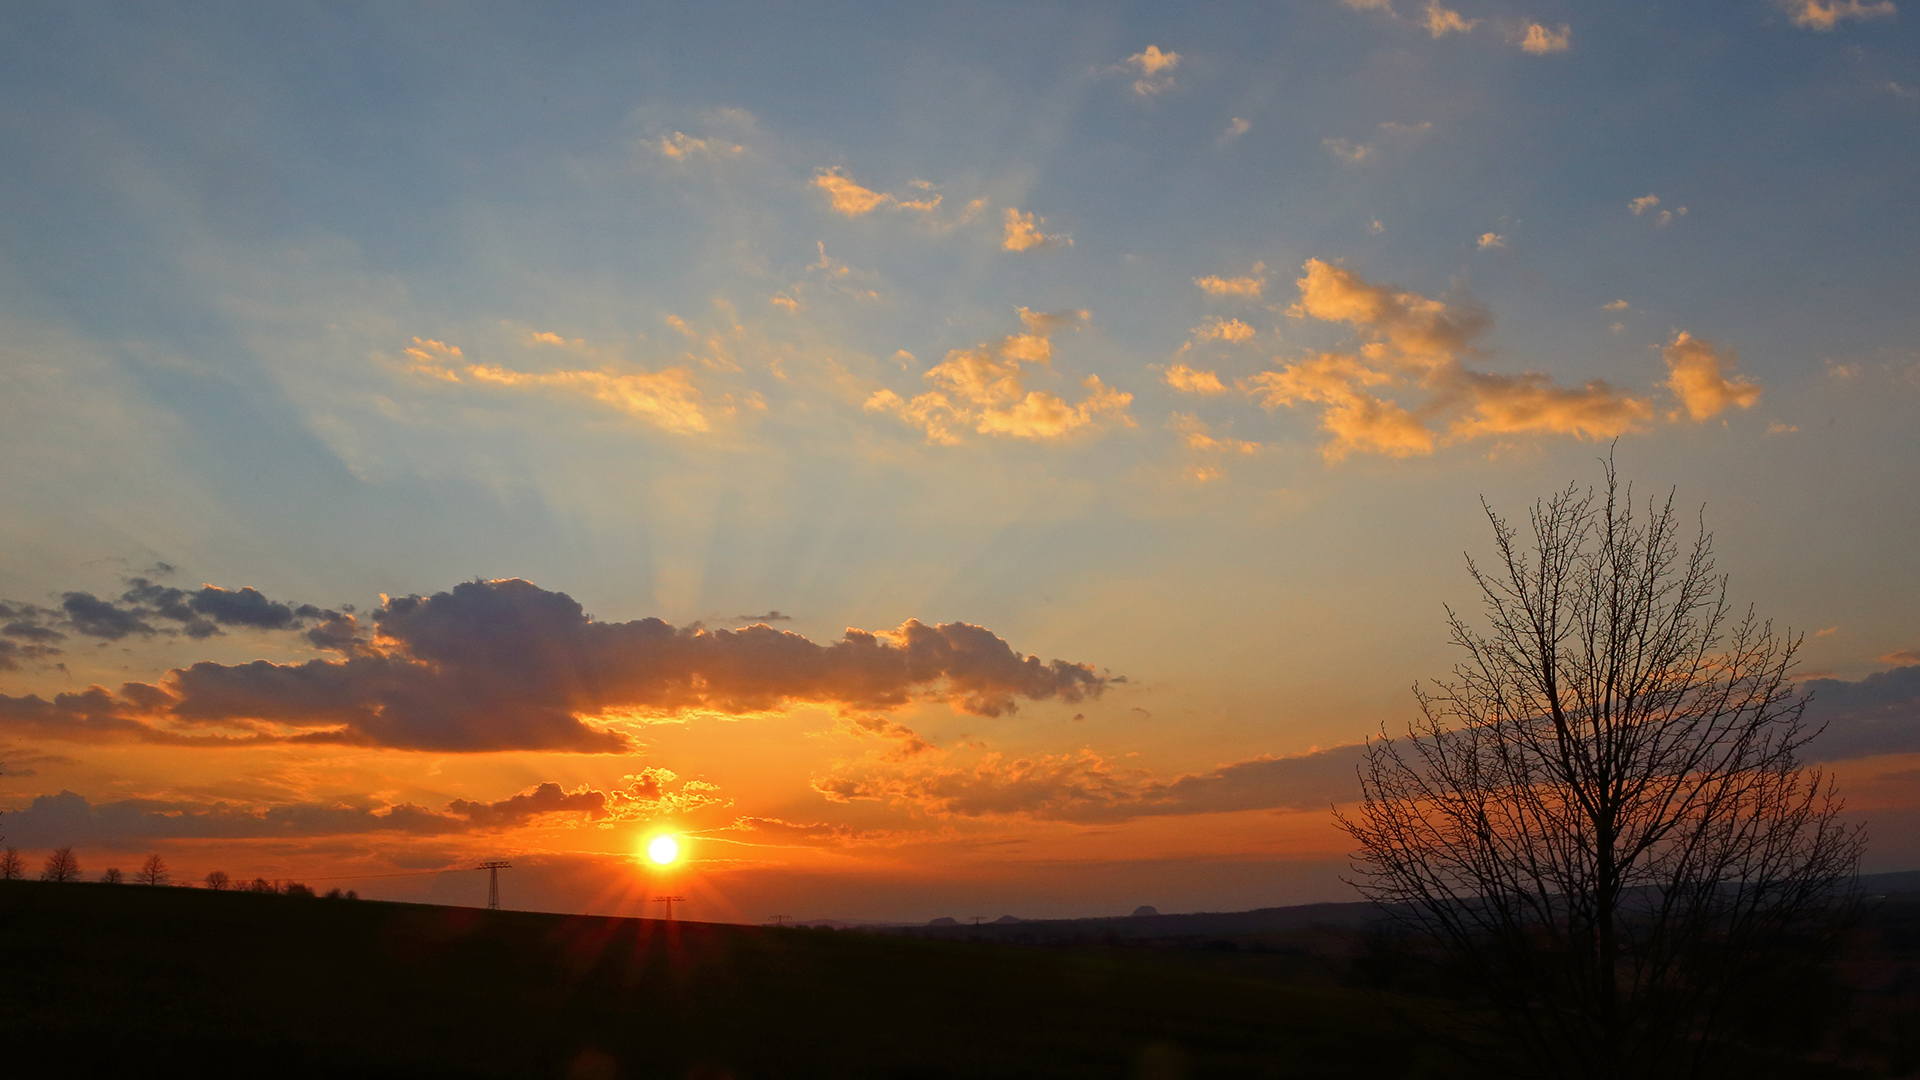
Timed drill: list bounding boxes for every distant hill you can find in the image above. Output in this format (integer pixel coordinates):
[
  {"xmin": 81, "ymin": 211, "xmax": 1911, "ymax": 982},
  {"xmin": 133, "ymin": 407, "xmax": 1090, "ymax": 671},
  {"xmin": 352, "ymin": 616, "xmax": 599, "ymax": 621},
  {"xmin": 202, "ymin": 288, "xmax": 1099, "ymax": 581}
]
[{"xmin": 0, "ymin": 879, "xmax": 1458, "ymax": 1080}]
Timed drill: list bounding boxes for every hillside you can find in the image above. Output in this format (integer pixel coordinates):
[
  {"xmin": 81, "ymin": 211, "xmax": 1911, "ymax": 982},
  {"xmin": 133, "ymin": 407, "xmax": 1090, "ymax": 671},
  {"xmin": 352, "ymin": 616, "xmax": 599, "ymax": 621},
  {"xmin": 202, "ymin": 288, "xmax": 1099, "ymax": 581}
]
[{"xmin": 0, "ymin": 880, "xmax": 1462, "ymax": 1080}]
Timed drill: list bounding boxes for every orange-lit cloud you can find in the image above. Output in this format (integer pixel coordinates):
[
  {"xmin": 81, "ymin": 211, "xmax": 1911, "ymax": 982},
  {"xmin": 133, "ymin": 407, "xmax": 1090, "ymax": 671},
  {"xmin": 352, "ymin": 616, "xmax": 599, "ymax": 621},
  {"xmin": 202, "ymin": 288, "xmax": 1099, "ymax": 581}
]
[
  {"xmin": 1424, "ymin": 2, "xmax": 1478, "ymax": 37},
  {"xmin": 1192, "ymin": 317, "xmax": 1256, "ymax": 343},
  {"xmin": 401, "ymin": 336, "xmax": 719, "ymax": 434},
  {"xmin": 1884, "ymin": 649, "xmax": 1920, "ymax": 666},
  {"xmin": 1194, "ymin": 265, "xmax": 1266, "ymax": 299},
  {"xmin": 1164, "ymin": 363, "xmax": 1229, "ymax": 395},
  {"xmin": 657, "ymin": 131, "xmax": 744, "ymax": 160},
  {"xmin": 1663, "ymin": 331, "xmax": 1761, "ymax": 420},
  {"xmin": 1170, "ymin": 413, "xmax": 1261, "ymax": 482},
  {"xmin": 1787, "ymin": 0, "xmax": 1896, "ymax": 30},
  {"xmin": 1518, "ymin": 22, "xmax": 1571, "ymax": 52},
  {"xmin": 866, "ymin": 308, "xmax": 1134, "ymax": 443},
  {"xmin": 1002, "ymin": 208, "xmax": 1069, "ymax": 252},
  {"xmin": 815, "ymin": 743, "xmax": 1372, "ymax": 821},
  {"xmin": 1245, "ymin": 260, "xmax": 1652, "ymax": 459},
  {"xmin": 1124, "ymin": 45, "xmax": 1181, "ymax": 95},
  {"xmin": 1477, "ymin": 232, "xmax": 1505, "ymax": 249},
  {"xmin": 0, "ymin": 579, "xmax": 1111, "ymax": 751}
]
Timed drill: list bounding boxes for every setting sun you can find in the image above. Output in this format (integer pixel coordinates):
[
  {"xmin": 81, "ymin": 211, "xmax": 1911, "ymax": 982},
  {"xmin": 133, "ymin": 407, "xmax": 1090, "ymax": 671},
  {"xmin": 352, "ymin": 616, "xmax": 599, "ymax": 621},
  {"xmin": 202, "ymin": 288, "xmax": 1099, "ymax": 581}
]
[{"xmin": 647, "ymin": 834, "xmax": 680, "ymax": 865}]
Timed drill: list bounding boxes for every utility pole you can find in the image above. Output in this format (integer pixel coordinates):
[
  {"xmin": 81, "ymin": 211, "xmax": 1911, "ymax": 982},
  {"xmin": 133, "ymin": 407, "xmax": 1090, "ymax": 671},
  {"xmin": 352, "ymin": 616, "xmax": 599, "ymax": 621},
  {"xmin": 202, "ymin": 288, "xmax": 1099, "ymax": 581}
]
[
  {"xmin": 654, "ymin": 895, "xmax": 687, "ymax": 920},
  {"xmin": 477, "ymin": 861, "xmax": 511, "ymax": 910}
]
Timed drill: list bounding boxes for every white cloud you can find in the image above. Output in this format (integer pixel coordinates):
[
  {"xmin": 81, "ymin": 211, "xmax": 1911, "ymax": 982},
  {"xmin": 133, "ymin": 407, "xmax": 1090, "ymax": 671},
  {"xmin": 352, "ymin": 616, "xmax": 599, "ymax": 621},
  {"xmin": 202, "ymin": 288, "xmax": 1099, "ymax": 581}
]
[{"xmin": 1222, "ymin": 117, "xmax": 1252, "ymax": 141}]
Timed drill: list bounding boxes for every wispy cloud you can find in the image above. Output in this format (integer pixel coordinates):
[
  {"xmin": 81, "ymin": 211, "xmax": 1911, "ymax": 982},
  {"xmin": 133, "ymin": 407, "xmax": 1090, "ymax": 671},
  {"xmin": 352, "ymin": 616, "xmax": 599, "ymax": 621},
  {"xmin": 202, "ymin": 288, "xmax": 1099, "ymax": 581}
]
[
  {"xmin": 1517, "ymin": 22, "xmax": 1571, "ymax": 52},
  {"xmin": 1477, "ymin": 232, "xmax": 1506, "ymax": 249},
  {"xmin": 402, "ymin": 336, "xmax": 723, "ymax": 434},
  {"xmin": 1164, "ymin": 363, "xmax": 1230, "ymax": 395},
  {"xmin": 1423, "ymin": 2, "xmax": 1478, "ymax": 37}
]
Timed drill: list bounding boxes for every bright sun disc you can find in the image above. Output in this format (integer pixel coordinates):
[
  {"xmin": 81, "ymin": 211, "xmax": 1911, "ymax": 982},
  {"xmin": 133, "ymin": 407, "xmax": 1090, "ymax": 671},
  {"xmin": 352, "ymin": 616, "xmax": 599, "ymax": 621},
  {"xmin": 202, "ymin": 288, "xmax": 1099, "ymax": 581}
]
[{"xmin": 647, "ymin": 834, "xmax": 679, "ymax": 865}]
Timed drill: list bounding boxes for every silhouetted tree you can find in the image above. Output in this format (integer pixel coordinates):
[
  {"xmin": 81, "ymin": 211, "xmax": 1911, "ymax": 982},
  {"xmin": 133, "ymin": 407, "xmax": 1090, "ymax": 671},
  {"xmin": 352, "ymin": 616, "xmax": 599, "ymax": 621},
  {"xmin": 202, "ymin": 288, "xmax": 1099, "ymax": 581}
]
[
  {"xmin": 1339, "ymin": 462, "xmax": 1863, "ymax": 1080},
  {"xmin": 282, "ymin": 881, "xmax": 314, "ymax": 897},
  {"xmin": 136, "ymin": 852, "xmax": 170, "ymax": 886},
  {"xmin": 246, "ymin": 877, "xmax": 274, "ymax": 893},
  {"xmin": 0, "ymin": 846, "xmax": 22, "ymax": 881},
  {"xmin": 99, "ymin": 867, "xmax": 123, "ymax": 884},
  {"xmin": 204, "ymin": 869, "xmax": 230, "ymax": 890},
  {"xmin": 41, "ymin": 847, "xmax": 81, "ymax": 882}
]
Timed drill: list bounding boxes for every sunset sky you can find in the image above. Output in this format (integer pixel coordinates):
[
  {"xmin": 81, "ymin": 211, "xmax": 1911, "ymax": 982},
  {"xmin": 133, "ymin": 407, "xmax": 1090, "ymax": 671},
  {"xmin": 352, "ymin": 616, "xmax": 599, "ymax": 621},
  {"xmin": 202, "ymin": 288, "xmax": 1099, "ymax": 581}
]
[{"xmin": 2, "ymin": 0, "xmax": 1917, "ymax": 923}]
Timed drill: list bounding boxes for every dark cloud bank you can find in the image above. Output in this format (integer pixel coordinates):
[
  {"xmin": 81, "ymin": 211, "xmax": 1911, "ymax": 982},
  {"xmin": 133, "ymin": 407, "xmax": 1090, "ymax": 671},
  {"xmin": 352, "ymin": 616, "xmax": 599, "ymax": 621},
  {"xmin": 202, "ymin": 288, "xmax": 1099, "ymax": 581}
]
[{"xmin": 0, "ymin": 578, "xmax": 1108, "ymax": 752}]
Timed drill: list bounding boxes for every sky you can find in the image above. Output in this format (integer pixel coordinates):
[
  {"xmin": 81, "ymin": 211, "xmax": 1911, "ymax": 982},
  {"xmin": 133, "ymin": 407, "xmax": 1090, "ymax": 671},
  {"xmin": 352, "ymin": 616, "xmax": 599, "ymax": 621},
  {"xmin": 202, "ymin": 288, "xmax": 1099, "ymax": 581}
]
[{"xmin": 1, "ymin": 0, "xmax": 1917, "ymax": 923}]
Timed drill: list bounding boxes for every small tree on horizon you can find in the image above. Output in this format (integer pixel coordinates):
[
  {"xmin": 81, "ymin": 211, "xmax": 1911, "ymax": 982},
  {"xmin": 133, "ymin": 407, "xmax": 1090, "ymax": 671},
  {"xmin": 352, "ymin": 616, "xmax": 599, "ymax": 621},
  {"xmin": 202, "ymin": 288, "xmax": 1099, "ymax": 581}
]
[
  {"xmin": 204, "ymin": 869, "xmax": 230, "ymax": 891},
  {"xmin": 1339, "ymin": 460, "xmax": 1863, "ymax": 1079},
  {"xmin": 0, "ymin": 846, "xmax": 22, "ymax": 881},
  {"xmin": 41, "ymin": 847, "xmax": 81, "ymax": 882},
  {"xmin": 136, "ymin": 853, "xmax": 170, "ymax": 887},
  {"xmin": 99, "ymin": 867, "xmax": 123, "ymax": 884}
]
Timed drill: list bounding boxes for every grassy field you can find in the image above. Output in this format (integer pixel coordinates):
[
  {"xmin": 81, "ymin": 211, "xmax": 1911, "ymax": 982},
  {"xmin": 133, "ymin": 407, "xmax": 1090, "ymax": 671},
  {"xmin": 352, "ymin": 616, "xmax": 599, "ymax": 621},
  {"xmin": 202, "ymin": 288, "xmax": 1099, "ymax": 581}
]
[{"xmin": 0, "ymin": 881, "xmax": 1465, "ymax": 1079}]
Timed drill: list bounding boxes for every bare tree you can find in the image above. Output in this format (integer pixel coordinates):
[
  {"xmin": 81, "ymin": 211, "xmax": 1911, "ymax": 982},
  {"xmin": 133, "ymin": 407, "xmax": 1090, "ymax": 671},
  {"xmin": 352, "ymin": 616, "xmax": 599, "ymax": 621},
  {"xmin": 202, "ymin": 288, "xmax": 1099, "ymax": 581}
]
[
  {"xmin": 40, "ymin": 847, "xmax": 81, "ymax": 882},
  {"xmin": 99, "ymin": 867, "xmax": 124, "ymax": 884},
  {"xmin": 204, "ymin": 869, "xmax": 230, "ymax": 891},
  {"xmin": 136, "ymin": 852, "xmax": 170, "ymax": 887},
  {"xmin": 0, "ymin": 847, "xmax": 22, "ymax": 881},
  {"xmin": 1339, "ymin": 462, "xmax": 1863, "ymax": 1079}
]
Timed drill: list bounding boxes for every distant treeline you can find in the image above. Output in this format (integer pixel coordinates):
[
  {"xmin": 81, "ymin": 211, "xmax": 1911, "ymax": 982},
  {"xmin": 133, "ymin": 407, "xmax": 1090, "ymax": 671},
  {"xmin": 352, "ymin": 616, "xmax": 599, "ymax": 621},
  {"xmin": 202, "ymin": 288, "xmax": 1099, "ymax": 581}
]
[{"xmin": 0, "ymin": 845, "xmax": 356, "ymax": 898}]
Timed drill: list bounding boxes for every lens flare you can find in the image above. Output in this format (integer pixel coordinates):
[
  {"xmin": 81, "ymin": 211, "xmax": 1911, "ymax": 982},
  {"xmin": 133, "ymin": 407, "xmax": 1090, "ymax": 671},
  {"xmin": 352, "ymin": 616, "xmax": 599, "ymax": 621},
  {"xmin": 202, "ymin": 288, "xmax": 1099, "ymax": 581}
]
[{"xmin": 647, "ymin": 834, "xmax": 679, "ymax": 865}]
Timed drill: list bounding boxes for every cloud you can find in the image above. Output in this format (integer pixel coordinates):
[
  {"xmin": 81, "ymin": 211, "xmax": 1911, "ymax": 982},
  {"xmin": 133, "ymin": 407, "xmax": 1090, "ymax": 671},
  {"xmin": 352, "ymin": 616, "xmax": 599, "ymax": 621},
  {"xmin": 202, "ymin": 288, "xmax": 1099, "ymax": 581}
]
[
  {"xmin": 1883, "ymin": 650, "xmax": 1920, "ymax": 665},
  {"xmin": 1342, "ymin": 0, "xmax": 1397, "ymax": 10},
  {"xmin": 1663, "ymin": 331, "xmax": 1762, "ymax": 420},
  {"xmin": 1244, "ymin": 259, "xmax": 1651, "ymax": 460},
  {"xmin": 1518, "ymin": 22, "xmax": 1572, "ymax": 52},
  {"xmin": 1477, "ymin": 232, "xmax": 1505, "ymax": 249},
  {"xmin": 1801, "ymin": 664, "xmax": 1920, "ymax": 761},
  {"xmin": 657, "ymin": 131, "xmax": 744, "ymax": 160},
  {"xmin": 1322, "ymin": 137, "xmax": 1371, "ymax": 164},
  {"xmin": 813, "ymin": 170, "xmax": 893, "ymax": 216},
  {"xmin": 1221, "ymin": 117, "xmax": 1251, "ymax": 141},
  {"xmin": 1191, "ymin": 318, "xmax": 1257, "ymax": 343},
  {"xmin": 839, "ymin": 714, "xmax": 936, "ymax": 759},
  {"xmin": 1002, "ymin": 208, "xmax": 1070, "ymax": 252},
  {"xmin": 1629, "ymin": 194, "xmax": 1661, "ymax": 215},
  {"xmin": 1424, "ymin": 2, "xmax": 1479, "ymax": 37},
  {"xmin": 402, "ymin": 336, "xmax": 722, "ymax": 434},
  {"xmin": 1, "ymin": 580, "xmax": 362, "ymax": 658},
  {"xmin": 1604, "ymin": 299, "xmax": 1630, "ymax": 311},
  {"xmin": 1164, "ymin": 364, "xmax": 1230, "ymax": 395},
  {"xmin": 866, "ymin": 308, "xmax": 1134, "ymax": 443},
  {"xmin": 0, "ymin": 579, "xmax": 1110, "ymax": 752},
  {"xmin": 1323, "ymin": 120, "xmax": 1431, "ymax": 165},
  {"xmin": 1195, "ymin": 266, "xmax": 1267, "ymax": 299},
  {"xmin": 724, "ymin": 816, "xmax": 895, "ymax": 847},
  {"xmin": 814, "ymin": 743, "xmax": 1371, "ymax": 822},
  {"xmin": 1169, "ymin": 413, "xmax": 1261, "ymax": 481},
  {"xmin": 1124, "ymin": 45, "xmax": 1181, "ymax": 95},
  {"xmin": 0, "ymin": 780, "xmax": 634, "ymax": 847},
  {"xmin": 1786, "ymin": 0, "xmax": 1897, "ymax": 30}
]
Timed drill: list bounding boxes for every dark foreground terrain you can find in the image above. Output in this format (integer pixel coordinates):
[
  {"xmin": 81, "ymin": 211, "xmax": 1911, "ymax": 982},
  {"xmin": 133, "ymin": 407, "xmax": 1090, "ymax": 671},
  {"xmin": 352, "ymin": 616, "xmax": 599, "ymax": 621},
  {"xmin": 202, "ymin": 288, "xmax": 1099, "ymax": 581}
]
[
  {"xmin": 2, "ymin": 879, "xmax": 1914, "ymax": 1078},
  {"xmin": 0, "ymin": 880, "xmax": 1461, "ymax": 1079}
]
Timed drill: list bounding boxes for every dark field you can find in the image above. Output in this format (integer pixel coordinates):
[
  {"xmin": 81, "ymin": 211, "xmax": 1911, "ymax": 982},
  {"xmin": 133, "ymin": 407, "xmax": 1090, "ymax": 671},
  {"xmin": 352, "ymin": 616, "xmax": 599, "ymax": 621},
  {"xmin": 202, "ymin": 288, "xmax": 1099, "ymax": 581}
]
[
  {"xmin": 0, "ymin": 881, "xmax": 1460, "ymax": 1079},
  {"xmin": 3, "ymin": 880, "xmax": 1914, "ymax": 1078}
]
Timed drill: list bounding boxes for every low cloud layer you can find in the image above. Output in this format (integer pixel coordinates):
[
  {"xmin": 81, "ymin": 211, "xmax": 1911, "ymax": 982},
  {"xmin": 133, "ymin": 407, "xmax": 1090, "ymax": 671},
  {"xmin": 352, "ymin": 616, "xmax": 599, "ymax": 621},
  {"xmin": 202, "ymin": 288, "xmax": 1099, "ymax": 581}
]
[
  {"xmin": 0, "ymin": 579, "xmax": 1108, "ymax": 752},
  {"xmin": 0, "ymin": 771, "xmax": 722, "ymax": 848},
  {"xmin": 816, "ymin": 743, "xmax": 1369, "ymax": 823}
]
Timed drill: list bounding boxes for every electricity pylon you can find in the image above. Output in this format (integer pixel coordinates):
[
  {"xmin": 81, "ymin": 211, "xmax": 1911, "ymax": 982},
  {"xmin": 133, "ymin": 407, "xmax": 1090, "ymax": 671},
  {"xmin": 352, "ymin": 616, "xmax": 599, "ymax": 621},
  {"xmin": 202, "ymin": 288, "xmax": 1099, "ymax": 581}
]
[
  {"xmin": 654, "ymin": 894, "xmax": 687, "ymax": 920},
  {"xmin": 477, "ymin": 861, "xmax": 511, "ymax": 910}
]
